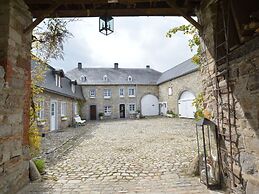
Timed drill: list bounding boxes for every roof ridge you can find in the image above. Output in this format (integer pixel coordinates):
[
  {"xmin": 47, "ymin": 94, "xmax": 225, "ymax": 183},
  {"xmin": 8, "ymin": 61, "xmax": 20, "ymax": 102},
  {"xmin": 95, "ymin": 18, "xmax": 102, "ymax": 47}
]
[
  {"xmin": 66, "ymin": 67, "xmax": 162, "ymax": 74},
  {"xmin": 161, "ymin": 58, "xmax": 193, "ymax": 74}
]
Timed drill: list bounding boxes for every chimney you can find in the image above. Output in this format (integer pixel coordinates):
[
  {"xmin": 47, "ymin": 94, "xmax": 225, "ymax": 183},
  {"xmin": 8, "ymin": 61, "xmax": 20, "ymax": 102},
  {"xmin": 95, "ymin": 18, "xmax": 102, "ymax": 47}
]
[
  {"xmin": 114, "ymin": 63, "xmax": 119, "ymax": 69},
  {"xmin": 78, "ymin": 62, "xmax": 82, "ymax": 70},
  {"xmin": 146, "ymin": 65, "xmax": 150, "ymax": 69}
]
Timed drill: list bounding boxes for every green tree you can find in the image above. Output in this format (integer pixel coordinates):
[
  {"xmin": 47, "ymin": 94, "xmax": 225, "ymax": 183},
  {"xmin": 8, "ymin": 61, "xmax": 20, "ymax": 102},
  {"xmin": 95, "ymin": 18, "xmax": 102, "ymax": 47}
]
[{"xmin": 29, "ymin": 18, "xmax": 73, "ymax": 156}]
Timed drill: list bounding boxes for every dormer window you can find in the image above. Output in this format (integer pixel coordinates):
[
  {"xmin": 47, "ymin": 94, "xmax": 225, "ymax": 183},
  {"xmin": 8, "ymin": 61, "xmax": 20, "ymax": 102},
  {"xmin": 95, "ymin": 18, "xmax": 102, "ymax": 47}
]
[
  {"xmin": 128, "ymin": 76, "xmax": 133, "ymax": 82},
  {"xmin": 71, "ymin": 83, "xmax": 75, "ymax": 93},
  {"xmin": 55, "ymin": 74, "xmax": 61, "ymax": 87},
  {"xmin": 71, "ymin": 80, "xmax": 77, "ymax": 93},
  {"xmin": 80, "ymin": 75, "xmax": 87, "ymax": 82},
  {"xmin": 103, "ymin": 75, "xmax": 108, "ymax": 82},
  {"xmin": 54, "ymin": 69, "xmax": 64, "ymax": 87}
]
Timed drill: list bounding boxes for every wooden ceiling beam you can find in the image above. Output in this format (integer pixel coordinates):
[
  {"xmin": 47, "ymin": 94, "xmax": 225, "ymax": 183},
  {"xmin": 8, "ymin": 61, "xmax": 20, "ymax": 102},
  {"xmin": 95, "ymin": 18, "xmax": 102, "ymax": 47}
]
[
  {"xmin": 166, "ymin": 0, "xmax": 202, "ymax": 31},
  {"xmin": 23, "ymin": 3, "xmax": 61, "ymax": 34},
  {"xmin": 31, "ymin": 8, "xmax": 188, "ymax": 18},
  {"xmin": 25, "ymin": 0, "xmax": 165, "ymax": 4}
]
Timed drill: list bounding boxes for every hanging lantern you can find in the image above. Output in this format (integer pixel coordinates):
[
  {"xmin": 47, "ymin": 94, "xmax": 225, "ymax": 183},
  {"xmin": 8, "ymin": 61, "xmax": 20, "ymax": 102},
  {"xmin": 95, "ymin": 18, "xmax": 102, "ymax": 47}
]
[
  {"xmin": 99, "ymin": 16, "xmax": 114, "ymax": 36},
  {"xmin": 195, "ymin": 118, "xmax": 221, "ymax": 189}
]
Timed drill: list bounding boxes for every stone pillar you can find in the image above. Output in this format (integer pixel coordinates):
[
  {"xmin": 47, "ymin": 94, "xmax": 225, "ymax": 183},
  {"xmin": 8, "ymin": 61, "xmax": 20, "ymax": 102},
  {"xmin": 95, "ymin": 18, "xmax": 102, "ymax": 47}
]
[{"xmin": 0, "ymin": 0, "xmax": 32, "ymax": 193}]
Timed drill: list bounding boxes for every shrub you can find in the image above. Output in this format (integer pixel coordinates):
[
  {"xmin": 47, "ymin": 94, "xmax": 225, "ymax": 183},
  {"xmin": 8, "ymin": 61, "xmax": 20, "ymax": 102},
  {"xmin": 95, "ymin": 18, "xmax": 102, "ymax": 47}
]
[
  {"xmin": 99, "ymin": 112, "xmax": 104, "ymax": 117},
  {"xmin": 166, "ymin": 110, "xmax": 178, "ymax": 118},
  {"xmin": 34, "ymin": 159, "xmax": 45, "ymax": 174},
  {"xmin": 29, "ymin": 121, "xmax": 41, "ymax": 157}
]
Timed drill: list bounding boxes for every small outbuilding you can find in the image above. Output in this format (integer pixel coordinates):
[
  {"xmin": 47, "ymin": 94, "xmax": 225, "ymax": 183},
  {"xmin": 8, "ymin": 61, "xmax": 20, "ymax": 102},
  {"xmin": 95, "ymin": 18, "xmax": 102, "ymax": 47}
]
[{"xmin": 157, "ymin": 59, "xmax": 202, "ymax": 118}]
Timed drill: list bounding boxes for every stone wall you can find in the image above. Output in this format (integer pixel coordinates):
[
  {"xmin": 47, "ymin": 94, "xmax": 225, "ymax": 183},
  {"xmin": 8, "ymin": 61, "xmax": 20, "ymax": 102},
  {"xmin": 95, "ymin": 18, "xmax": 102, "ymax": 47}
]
[
  {"xmin": 158, "ymin": 71, "xmax": 202, "ymax": 115},
  {"xmin": 38, "ymin": 91, "xmax": 79, "ymax": 132},
  {"xmin": 0, "ymin": 0, "xmax": 32, "ymax": 193},
  {"xmin": 81, "ymin": 85, "xmax": 158, "ymax": 120},
  {"xmin": 233, "ymin": 46, "xmax": 259, "ymax": 194},
  {"xmin": 197, "ymin": 0, "xmax": 259, "ymax": 192}
]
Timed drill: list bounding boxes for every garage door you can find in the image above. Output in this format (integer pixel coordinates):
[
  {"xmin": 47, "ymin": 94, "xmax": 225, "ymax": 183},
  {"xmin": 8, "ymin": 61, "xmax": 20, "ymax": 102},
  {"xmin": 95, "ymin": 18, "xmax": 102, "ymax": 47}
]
[
  {"xmin": 178, "ymin": 91, "xmax": 196, "ymax": 118},
  {"xmin": 141, "ymin": 94, "xmax": 159, "ymax": 116}
]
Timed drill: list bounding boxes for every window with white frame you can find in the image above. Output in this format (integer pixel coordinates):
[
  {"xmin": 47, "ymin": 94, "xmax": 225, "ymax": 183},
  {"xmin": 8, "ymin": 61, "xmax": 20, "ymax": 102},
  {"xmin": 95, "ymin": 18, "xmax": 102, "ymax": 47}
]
[
  {"xmin": 168, "ymin": 87, "xmax": 173, "ymax": 96},
  {"xmin": 55, "ymin": 74, "xmax": 61, "ymax": 87},
  {"xmin": 104, "ymin": 89, "xmax": 111, "ymax": 98},
  {"xmin": 80, "ymin": 75, "xmax": 87, "ymax": 82},
  {"xmin": 61, "ymin": 102, "xmax": 67, "ymax": 116},
  {"xmin": 104, "ymin": 106, "xmax": 112, "ymax": 116},
  {"xmin": 103, "ymin": 75, "xmax": 108, "ymax": 82},
  {"xmin": 37, "ymin": 101, "xmax": 44, "ymax": 120},
  {"xmin": 128, "ymin": 75, "xmax": 133, "ymax": 82},
  {"xmin": 119, "ymin": 88, "xmax": 124, "ymax": 97},
  {"xmin": 89, "ymin": 89, "xmax": 96, "ymax": 98},
  {"xmin": 71, "ymin": 83, "xmax": 75, "ymax": 93},
  {"xmin": 129, "ymin": 103, "xmax": 136, "ymax": 113},
  {"xmin": 128, "ymin": 88, "xmax": 135, "ymax": 97}
]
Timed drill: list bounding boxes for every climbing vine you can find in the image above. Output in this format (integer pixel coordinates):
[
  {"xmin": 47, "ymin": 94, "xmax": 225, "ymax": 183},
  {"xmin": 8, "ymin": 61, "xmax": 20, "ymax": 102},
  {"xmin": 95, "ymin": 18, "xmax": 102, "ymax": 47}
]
[
  {"xmin": 29, "ymin": 55, "xmax": 48, "ymax": 156},
  {"xmin": 166, "ymin": 24, "xmax": 202, "ymax": 66},
  {"xmin": 192, "ymin": 93, "xmax": 205, "ymax": 121}
]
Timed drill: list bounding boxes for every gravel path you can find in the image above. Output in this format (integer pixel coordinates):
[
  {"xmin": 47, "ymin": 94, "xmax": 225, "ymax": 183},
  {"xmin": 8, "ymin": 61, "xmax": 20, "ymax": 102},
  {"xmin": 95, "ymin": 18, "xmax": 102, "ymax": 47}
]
[{"xmin": 20, "ymin": 117, "xmax": 222, "ymax": 194}]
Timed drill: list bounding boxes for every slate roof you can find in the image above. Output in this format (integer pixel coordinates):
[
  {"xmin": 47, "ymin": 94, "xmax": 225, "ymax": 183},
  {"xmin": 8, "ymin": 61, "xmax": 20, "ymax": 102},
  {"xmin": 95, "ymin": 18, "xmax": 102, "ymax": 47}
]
[
  {"xmin": 32, "ymin": 58, "xmax": 197, "ymax": 96},
  {"xmin": 31, "ymin": 61, "xmax": 84, "ymax": 100},
  {"xmin": 66, "ymin": 67, "xmax": 162, "ymax": 85},
  {"xmin": 156, "ymin": 59, "xmax": 198, "ymax": 85}
]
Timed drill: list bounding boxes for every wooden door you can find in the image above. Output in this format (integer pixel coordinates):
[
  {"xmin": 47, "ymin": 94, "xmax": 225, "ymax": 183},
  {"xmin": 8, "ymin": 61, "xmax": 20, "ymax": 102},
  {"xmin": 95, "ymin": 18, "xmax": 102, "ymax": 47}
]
[
  {"xmin": 119, "ymin": 104, "xmax": 125, "ymax": 118},
  {"xmin": 90, "ymin": 105, "xmax": 97, "ymax": 120}
]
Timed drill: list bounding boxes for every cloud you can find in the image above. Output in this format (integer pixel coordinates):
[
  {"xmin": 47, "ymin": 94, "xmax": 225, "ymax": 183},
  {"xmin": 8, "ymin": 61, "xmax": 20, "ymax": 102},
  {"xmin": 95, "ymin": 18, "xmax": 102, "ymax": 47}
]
[{"xmin": 50, "ymin": 16, "xmax": 195, "ymax": 73}]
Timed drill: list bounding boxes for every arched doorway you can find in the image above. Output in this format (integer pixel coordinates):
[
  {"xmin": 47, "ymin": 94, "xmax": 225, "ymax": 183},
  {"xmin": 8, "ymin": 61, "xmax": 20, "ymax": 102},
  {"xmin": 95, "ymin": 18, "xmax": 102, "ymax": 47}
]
[
  {"xmin": 178, "ymin": 91, "xmax": 196, "ymax": 118},
  {"xmin": 141, "ymin": 94, "xmax": 159, "ymax": 116}
]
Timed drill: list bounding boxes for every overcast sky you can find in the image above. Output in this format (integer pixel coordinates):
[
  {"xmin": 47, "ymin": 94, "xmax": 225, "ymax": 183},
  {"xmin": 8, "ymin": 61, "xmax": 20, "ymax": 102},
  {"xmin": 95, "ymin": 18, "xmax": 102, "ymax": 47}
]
[{"xmin": 50, "ymin": 17, "xmax": 194, "ymax": 73}]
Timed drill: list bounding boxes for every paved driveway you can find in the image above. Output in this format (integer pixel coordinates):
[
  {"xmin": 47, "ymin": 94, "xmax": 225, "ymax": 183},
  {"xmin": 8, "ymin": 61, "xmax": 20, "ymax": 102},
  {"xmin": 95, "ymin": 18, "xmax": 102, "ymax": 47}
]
[{"xmin": 20, "ymin": 118, "xmax": 221, "ymax": 194}]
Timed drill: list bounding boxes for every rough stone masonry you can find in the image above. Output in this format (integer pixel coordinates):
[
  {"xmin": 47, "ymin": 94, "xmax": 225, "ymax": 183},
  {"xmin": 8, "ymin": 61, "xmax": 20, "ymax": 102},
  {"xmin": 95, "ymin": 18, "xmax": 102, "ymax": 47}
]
[
  {"xmin": 0, "ymin": 0, "xmax": 32, "ymax": 193},
  {"xmin": 197, "ymin": 0, "xmax": 259, "ymax": 193}
]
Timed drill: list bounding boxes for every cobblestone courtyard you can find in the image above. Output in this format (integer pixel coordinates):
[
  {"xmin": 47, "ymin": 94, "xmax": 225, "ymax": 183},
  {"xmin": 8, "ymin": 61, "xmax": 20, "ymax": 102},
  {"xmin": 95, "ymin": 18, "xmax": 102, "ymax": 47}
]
[{"xmin": 20, "ymin": 118, "xmax": 222, "ymax": 194}]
